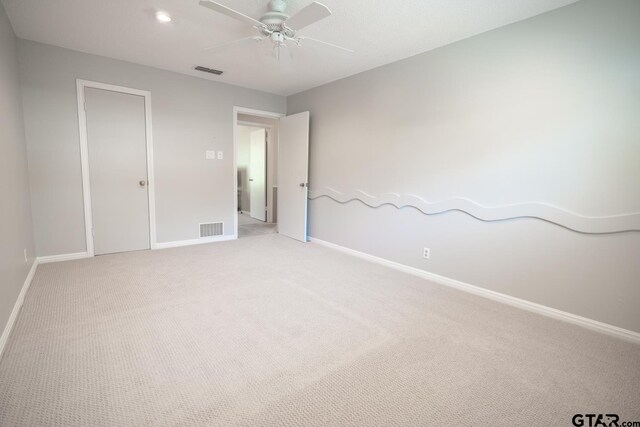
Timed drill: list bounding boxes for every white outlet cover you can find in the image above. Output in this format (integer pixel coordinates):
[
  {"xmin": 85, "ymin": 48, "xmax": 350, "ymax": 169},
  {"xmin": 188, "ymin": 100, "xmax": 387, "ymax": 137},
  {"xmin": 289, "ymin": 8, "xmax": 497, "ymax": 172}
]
[
  {"xmin": 205, "ymin": 150, "xmax": 216, "ymax": 160},
  {"xmin": 217, "ymin": 151, "xmax": 223, "ymax": 160}
]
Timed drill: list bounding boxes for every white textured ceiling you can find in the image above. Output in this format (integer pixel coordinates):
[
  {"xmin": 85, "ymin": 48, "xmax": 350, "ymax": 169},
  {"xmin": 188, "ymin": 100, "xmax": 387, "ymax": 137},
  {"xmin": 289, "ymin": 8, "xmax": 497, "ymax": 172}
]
[{"xmin": 2, "ymin": 0, "xmax": 578, "ymax": 96}]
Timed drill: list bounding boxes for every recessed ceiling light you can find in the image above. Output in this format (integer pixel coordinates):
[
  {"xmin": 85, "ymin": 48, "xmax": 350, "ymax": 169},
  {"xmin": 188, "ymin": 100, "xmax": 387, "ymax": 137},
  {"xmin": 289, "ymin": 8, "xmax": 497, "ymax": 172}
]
[{"xmin": 156, "ymin": 11, "xmax": 172, "ymax": 23}]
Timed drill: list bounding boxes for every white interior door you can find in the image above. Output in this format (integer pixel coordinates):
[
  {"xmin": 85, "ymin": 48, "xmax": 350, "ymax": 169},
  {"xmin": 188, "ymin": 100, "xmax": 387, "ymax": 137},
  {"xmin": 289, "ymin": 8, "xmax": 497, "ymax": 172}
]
[
  {"xmin": 85, "ymin": 87, "xmax": 150, "ymax": 255},
  {"xmin": 249, "ymin": 128, "xmax": 267, "ymax": 221},
  {"xmin": 277, "ymin": 111, "xmax": 309, "ymax": 242}
]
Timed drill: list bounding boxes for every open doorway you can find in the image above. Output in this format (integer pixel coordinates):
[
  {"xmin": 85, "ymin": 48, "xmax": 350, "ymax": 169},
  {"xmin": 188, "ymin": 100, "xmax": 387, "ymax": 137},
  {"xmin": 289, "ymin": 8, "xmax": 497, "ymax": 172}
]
[{"xmin": 235, "ymin": 110, "xmax": 281, "ymax": 238}]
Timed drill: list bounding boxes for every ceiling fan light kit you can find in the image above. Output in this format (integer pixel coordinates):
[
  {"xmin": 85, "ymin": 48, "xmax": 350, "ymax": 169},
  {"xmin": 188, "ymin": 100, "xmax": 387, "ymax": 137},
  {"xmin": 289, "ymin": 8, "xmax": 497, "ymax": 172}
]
[{"xmin": 200, "ymin": 0, "xmax": 353, "ymax": 59}]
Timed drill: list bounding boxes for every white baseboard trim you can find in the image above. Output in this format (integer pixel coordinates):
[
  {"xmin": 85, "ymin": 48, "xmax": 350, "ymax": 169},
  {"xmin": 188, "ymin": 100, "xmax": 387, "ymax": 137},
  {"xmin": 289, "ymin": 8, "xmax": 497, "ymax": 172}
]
[
  {"xmin": 155, "ymin": 235, "xmax": 236, "ymax": 249},
  {"xmin": 35, "ymin": 236, "xmax": 238, "ymax": 261},
  {"xmin": 310, "ymin": 237, "xmax": 640, "ymax": 345},
  {"xmin": 37, "ymin": 252, "xmax": 90, "ymax": 264},
  {"xmin": 0, "ymin": 260, "xmax": 38, "ymax": 359}
]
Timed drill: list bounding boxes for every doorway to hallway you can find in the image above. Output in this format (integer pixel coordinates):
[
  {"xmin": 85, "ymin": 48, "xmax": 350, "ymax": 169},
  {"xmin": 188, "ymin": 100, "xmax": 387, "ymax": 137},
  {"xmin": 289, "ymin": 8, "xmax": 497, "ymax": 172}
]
[
  {"xmin": 237, "ymin": 212, "xmax": 277, "ymax": 237},
  {"xmin": 236, "ymin": 114, "xmax": 278, "ymax": 238}
]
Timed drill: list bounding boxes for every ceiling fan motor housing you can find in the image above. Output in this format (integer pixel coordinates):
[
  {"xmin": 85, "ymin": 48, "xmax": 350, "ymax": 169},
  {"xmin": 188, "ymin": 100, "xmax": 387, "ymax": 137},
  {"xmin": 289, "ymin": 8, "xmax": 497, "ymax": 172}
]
[
  {"xmin": 260, "ymin": 0, "xmax": 295, "ymax": 37},
  {"xmin": 269, "ymin": 0, "xmax": 287, "ymax": 13}
]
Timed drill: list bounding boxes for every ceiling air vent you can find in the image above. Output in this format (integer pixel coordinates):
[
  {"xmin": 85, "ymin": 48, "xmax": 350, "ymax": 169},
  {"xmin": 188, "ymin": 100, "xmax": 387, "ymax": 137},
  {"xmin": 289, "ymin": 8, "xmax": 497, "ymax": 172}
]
[
  {"xmin": 194, "ymin": 66, "xmax": 223, "ymax": 75},
  {"xmin": 200, "ymin": 222, "xmax": 224, "ymax": 238}
]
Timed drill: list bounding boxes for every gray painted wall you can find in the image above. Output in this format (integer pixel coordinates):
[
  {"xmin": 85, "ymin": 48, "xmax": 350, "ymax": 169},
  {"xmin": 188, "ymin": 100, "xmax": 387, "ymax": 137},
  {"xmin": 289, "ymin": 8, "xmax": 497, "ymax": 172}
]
[
  {"xmin": 287, "ymin": 0, "xmax": 640, "ymax": 332},
  {"xmin": 18, "ymin": 40, "xmax": 285, "ymax": 255},
  {"xmin": 0, "ymin": 3, "xmax": 35, "ymax": 336}
]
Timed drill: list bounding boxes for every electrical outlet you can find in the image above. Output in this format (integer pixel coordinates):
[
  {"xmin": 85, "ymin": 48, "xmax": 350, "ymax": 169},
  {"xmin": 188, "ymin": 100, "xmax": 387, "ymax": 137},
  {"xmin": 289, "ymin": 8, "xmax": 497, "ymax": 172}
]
[
  {"xmin": 205, "ymin": 150, "xmax": 216, "ymax": 160},
  {"xmin": 217, "ymin": 150, "xmax": 223, "ymax": 160},
  {"xmin": 24, "ymin": 248, "xmax": 28, "ymax": 263},
  {"xmin": 423, "ymin": 247, "xmax": 430, "ymax": 259}
]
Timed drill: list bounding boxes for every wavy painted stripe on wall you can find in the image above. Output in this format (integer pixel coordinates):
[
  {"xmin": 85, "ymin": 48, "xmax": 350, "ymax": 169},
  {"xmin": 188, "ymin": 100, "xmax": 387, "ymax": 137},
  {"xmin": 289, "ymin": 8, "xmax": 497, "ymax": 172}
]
[{"xmin": 308, "ymin": 188, "xmax": 640, "ymax": 234}]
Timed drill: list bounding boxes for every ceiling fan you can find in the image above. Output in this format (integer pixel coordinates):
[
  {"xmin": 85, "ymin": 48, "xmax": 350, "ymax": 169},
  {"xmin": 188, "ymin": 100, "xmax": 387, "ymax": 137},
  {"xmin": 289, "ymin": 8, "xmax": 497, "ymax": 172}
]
[{"xmin": 199, "ymin": 0, "xmax": 354, "ymax": 59}]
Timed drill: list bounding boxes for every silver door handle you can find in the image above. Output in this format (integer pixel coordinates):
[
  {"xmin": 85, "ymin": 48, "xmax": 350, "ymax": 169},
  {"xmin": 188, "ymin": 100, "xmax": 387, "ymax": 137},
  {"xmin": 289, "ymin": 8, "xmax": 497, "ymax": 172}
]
[{"xmin": 139, "ymin": 180, "xmax": 146, "ymax": 187}]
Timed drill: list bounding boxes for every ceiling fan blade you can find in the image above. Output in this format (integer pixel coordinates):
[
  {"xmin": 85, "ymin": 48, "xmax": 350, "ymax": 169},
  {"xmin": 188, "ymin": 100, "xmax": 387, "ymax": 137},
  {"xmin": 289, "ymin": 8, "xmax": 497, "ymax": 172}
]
[
  {"xmin": 199, "ymin": 0, "xmax": 265, "ymax": 28},
  {"xmin": 297, "ymin": 36, "xmax": 354, "ymax": 53},
  {"xmin": 205, "ymin": 36, "xmax": 264, "ymax": 53},
  {"xmin": 285, "ymin": 1, "xmax": 332, "ymax": 30}
]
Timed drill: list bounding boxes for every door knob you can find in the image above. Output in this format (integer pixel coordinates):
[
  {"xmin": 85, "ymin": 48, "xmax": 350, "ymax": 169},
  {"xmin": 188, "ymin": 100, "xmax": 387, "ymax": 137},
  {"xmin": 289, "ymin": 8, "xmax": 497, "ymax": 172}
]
[
  {"xmin": 299, "ymin": 183, "xmax": 308, "ymax": 187},
  {"xmin": 139, "ymin": 180, "xmax": 146, "ymax": 187},
  {"xmin": 249, "ymin": 179, "xmax": 254, "ymax": 182}
]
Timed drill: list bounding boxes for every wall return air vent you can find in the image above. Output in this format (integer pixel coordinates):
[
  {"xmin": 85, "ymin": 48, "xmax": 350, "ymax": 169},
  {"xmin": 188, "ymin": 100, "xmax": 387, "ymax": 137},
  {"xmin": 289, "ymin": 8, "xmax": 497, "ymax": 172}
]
[
  {"xmin": 200, "ymin": 222, "xmax": 224, "ymax": 238},
  {"xmin": 194, "ymin": 66, "xmax": 223, "ymax": 75}
]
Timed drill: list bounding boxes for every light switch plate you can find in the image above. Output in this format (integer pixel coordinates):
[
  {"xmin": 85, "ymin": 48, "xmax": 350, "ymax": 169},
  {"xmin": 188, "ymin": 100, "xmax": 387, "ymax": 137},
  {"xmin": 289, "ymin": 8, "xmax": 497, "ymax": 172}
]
[
  {"xmin": 206, "ymin": 150, "xmax": 216, "ymax": 160},
  {"xmin": 217, "ymin": 151, "xmax": 223, "ymax": 160}
]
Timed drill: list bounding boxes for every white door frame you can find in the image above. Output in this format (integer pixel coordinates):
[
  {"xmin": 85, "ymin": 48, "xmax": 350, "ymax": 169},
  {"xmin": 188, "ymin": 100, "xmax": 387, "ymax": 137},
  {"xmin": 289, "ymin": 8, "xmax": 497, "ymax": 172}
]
[
  {"xmin": 233, "ymin": 107, "xmax": 285, "ymax": 238},
  {"xmin": 76, "ymin": 79, "xmax": 157, "ymax": 256}
]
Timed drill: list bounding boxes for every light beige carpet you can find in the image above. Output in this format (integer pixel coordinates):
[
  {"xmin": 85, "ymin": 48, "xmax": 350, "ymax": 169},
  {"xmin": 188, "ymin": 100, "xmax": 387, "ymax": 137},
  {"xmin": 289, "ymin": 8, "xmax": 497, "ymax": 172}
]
[
  {"xmin": 0, "ymin": 234, "xmax": 638, "ymax": 426},
  {"xmin": 238, "ymin": 213, "xmax": 277, "ymax": 238}
]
